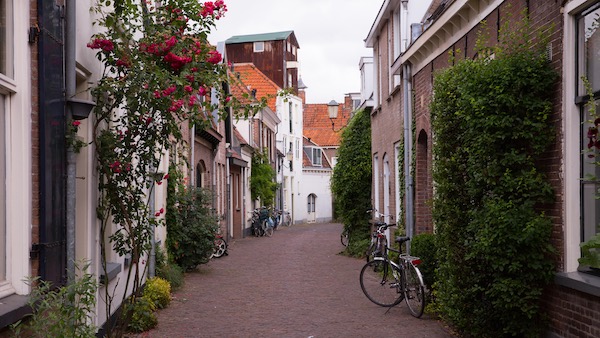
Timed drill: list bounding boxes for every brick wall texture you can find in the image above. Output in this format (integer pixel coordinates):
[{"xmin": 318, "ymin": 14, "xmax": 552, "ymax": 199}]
[{"xmin": 371, "ymin": 0, "xmax": 596, "ymax": 336}]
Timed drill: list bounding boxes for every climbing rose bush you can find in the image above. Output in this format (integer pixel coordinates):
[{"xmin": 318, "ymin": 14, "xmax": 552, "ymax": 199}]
[{"xmin": 87, "ymin": 1, "xmax": 262, "ymax": 334}]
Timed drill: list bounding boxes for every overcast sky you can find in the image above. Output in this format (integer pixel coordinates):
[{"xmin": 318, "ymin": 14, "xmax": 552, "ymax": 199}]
[{"xmin": 208, "ymin": 0, "xmax": 382, "ymax": 104}]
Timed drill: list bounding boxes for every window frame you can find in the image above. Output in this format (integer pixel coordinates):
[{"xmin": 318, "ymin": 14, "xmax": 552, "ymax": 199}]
[
  {"xmin": 0, "ymin": 0, "xmax": 14, "ymax": 78},
  {"xmin": 563, "ymin": 0, "xmax": 600, "ymax": 277},
  {"xmin": 253, "ymin": 41, "xmax": 264, "ymax": 52},
  {"xmin": 577, "ymin": 1, "xmax": 600, "ymax": 254},
  {"xmin": 311, "ymin": 148, "xmax": 322, "ymax": 167}
]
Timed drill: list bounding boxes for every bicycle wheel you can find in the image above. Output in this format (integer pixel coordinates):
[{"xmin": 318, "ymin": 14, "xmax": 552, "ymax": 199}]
[
  {"xmin": 359, "ymin": 259, "xmax": 404, "ymax": 307},
  {"xmin": 404, "ymin": 263, "xmax": 426, "ymax": 318},
  {"xmin": 341, "ymin": 230, "xmax": 349, "ymax": 247},
  {"xmin": 212, "ymin": 238, "xmax": 228, "ymax": 258},
  {"xmin": 264, "ymin": 222, "xmax": 274, "ymax": 237}
]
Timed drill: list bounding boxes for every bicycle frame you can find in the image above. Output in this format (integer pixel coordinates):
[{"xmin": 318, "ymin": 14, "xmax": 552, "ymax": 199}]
[{"xmin": 372, "ymin": 243, "xmax": 426, "ymax": 290}]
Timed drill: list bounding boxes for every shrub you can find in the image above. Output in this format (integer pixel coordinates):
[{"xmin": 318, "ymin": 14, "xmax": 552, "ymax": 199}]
[
  {"xmin": 143, "ymin": 277, "xmax": 171, "ymax": 309},
  {"xmin": 11, "ymin": 263, "xmax": 98, "ymax": 338},
  {"xmin": 125, "ymin": 297, "xmax": 158, "ymax": 333},
  {"xmin": 157, "ymin": 262, "xmax": 185, "ymax": 291},
  {"xmin": 166, "ymin": 164, "xmax": 218, "ymax": 270},
  {"xmin": 250, "ymin": 150, "xmax": 277, "ymax": 206},
  {"xmin": 331, "ymin": 109, "xmax": 372, "ymax": 255},
  {"xmin": 410, "ymin": 233, "xmax": 437, "ymax": 289},
  {"xmin": 431, "ymin": 17, "xmax": 557, "ymax": 337},
  {"xmin": 155, "ymin": 245, "xmax": 185, "ymax": 290}
]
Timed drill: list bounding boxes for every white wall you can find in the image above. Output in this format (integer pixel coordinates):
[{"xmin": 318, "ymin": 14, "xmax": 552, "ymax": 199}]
[
  {"xmin": 298, "ymin": 170, "xmax": 333, "ymax": 223},
  {"xmin": 276, "ymin": 94, "xmax": 303, "ymax": 221}
]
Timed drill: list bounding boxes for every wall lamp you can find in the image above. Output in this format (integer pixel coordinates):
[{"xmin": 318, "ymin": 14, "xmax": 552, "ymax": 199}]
[{"xmin": 67, "ymin": 98, "xmax": 96, "ymax": 120}]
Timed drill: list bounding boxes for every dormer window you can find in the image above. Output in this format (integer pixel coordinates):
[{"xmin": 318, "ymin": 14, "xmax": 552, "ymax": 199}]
[
  {"xmin": 254, "ymin": 41, "xmax": 264, "ymax": 52},
  {"xmin": 305, "ymin": 147, "xmax": 322, "ymax": 167}
]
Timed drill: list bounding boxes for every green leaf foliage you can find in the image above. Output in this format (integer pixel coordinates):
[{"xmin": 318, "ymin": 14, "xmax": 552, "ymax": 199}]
[
  {"xmin": 11, "ymin": 262, "xmax": 98, "ymax": 338},
  {"xmin": 430, "ymin": 18, "xmax": 557, "ymax": 337},
  {"xmin": 579, "ymin": 234, "xmax": 600, "ymax": 268},
  {"xmin": 411, "ymin": 233, "xmax": 437, "ymax": 289},
  {"xmin": 143, "ymin": 277, "xmax": 171, "ymax": 309},
  {"xmin": 250, "ymin": 150, "xmax": 277, "ymax": 206},
  {"xmin": 124, "ymin": 297, "xmax": 157, "ymax": 333},
  {"xmin": 331, "ymin": 109, "xmax": 372, "ymax": 253},
  {"xmin": 166, "ymin": 165, "xmax": 218, "ymax": 270}
]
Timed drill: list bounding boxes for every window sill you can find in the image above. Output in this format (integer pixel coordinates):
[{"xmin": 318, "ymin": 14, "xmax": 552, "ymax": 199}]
[
  {"xmin": 100, "ymin": 262, "xmax": 122, "ymax": 285},
  {"xmin": 555, "ymin": 269, "xmax": 600, "ymax": 297},
  {"xmin": 0, "ymin": 294, "xmax": 30, "ymax": 329}
]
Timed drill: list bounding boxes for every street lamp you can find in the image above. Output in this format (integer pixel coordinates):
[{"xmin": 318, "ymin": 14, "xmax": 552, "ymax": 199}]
[{"xmin": 328, "ymin": 99, "xmax": 343, "ymax": 131}]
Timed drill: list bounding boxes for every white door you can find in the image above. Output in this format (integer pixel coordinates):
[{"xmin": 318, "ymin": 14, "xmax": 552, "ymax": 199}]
[{"xmin": 307, "ymin": 194, "xmax": 316, "ymax": 223}]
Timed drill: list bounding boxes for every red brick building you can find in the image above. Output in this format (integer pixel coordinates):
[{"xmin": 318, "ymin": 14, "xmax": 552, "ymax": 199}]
[{"xmin": 366, "ymin": 0, "xmax": 599, "ymax": 336}]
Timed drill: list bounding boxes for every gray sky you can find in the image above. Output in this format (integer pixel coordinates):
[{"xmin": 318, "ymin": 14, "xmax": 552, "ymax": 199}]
[{"xmin": 208, "ymin": 0, "xmax": 381, "ymax": 104}]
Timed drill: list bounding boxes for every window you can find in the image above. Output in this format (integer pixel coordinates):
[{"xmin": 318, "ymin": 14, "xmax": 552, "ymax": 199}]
[
  {"xmin": 289, "ymin": 102, "xmax": 293, "ymax": 133},
  {"xmin": 0, "ymin": 0, "xmax": 13, "ymax": 77},
  {"xmin": 289, "ymin": 141, "xmax": 294, "ymax": 172},
  {"xmin": 579, "ymin": 3, "xmax": 600, "ymax": 246},
  {"xmin": 393, "ymin": 6, "xmax": 401, "ymax": 59},
  {"xmin": 0, "ymin": 0, "xmax": 10, "ymax": 292},
  {"xmin": 373, "ymin": 155, "xmax": 380, "ymax": 215},
  {"xmin": 253, "ymin": 41, "xmax": 264, "ymax": 52},
  {"xmin": 331, "ymin": 156, "xmax": 338, "ymax": 168},
  {"xmin": 311, "ymin": 148, "xmax": 322, "ymax": 166}
]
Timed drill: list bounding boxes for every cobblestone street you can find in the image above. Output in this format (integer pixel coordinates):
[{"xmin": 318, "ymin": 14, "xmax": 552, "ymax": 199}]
[{"xmin": 137, "ymin": 222, "xmax": 456, "ymax": 337}]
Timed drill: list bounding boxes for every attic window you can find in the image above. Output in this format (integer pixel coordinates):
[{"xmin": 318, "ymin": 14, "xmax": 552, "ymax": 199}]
[
  {"xmin": 305, "ymin": 147, "xmax": 322, "ymax": 167},
  {"xmin": 312, "ymin": 148, "xmax": 322, "ymax": 166},
  {"xmin": 254, "ymin": 41, "xmax": 264, "ymax": 52}
]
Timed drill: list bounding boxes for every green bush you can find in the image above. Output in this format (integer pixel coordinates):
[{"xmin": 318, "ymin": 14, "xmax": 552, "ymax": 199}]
[
  {"xmin": 143, "ymin": 277, "xmax": 171, "ymax": 309},
  {"xmin": 157, "ymin": 262, "xmax": 185, "ymax": 291},
  {"xmin": 411, "ymin": 233, "xmax": 437, "ymax": 289},
  {"xmin": 331, "ymin": 109, "xmax": 372, "ymax": 255},
  {"xmin": 11, "ymin": 263, "xmax": 98, "ymax": 338},
  {"xmin": 250, "ymin": 150, "xmax": 277, "ymax": 206},
  {"xmin": 166, "ymin": 164, "xmax": 218, "ymax": 270},
  {"xmin": 430, "ymin": 18, "xmax": 557, "ymax": 337},
  {"xmin": 125, "ymin": 297, "xmax": 157, "ymax": 333},
  {"xmin": 155, "ymin": 245, "xmax": 184, "ymax": 290}
]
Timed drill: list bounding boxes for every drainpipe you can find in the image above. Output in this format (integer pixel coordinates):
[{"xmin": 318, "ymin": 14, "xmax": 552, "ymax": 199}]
[
  {"xmin": 65, "ymin": 0, "xmax": 77, "ymax": 283},
  {"xmin": 403, "ymin": 63, "xmax": 414, "ymax": 253},
  {"xmin": 191, "ymin": 124, "xmax": 195, "ymax": 187}
]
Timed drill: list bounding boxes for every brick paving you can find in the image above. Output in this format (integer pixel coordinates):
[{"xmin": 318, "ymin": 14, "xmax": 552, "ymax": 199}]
[{"xmin": 134, "ymin": 222, "xmax": 456, "ymax": 338}]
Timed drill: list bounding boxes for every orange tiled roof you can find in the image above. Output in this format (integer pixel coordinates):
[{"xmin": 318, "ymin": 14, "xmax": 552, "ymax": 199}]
[
  {"xmin": 229, "ymin": 63, "xmax": 280, "ymax": 112},
  {"xmin": 233, "ymin": 126, "xmax": 249, "ymax": 146},
  {"xmin": 303, "ymin": 103, "xmax": 351, "ymax": 147}
]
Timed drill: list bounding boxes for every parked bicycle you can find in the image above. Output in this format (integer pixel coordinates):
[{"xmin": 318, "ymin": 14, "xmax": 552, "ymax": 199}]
[
  {"xmin": 340, "ymin": 227, "xmax": 349, "ymax": 247},
  {"xmin": 365, "ymin": 220, "xmax": 392, "ymax": 262},
  {"xmin": 280, "ymin": 209, "xmax": 292, "ymax": 227},
  {"xmin": 211, "ymin": 233, "xmax": 228, "ymax": 259},
  {"xmin": 249, "ymin": 207, "xmax": 274, "ymax": 237},
  {"xmin": 359, "ymin": 234, "xmax": 426, "ymax": 318}
]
